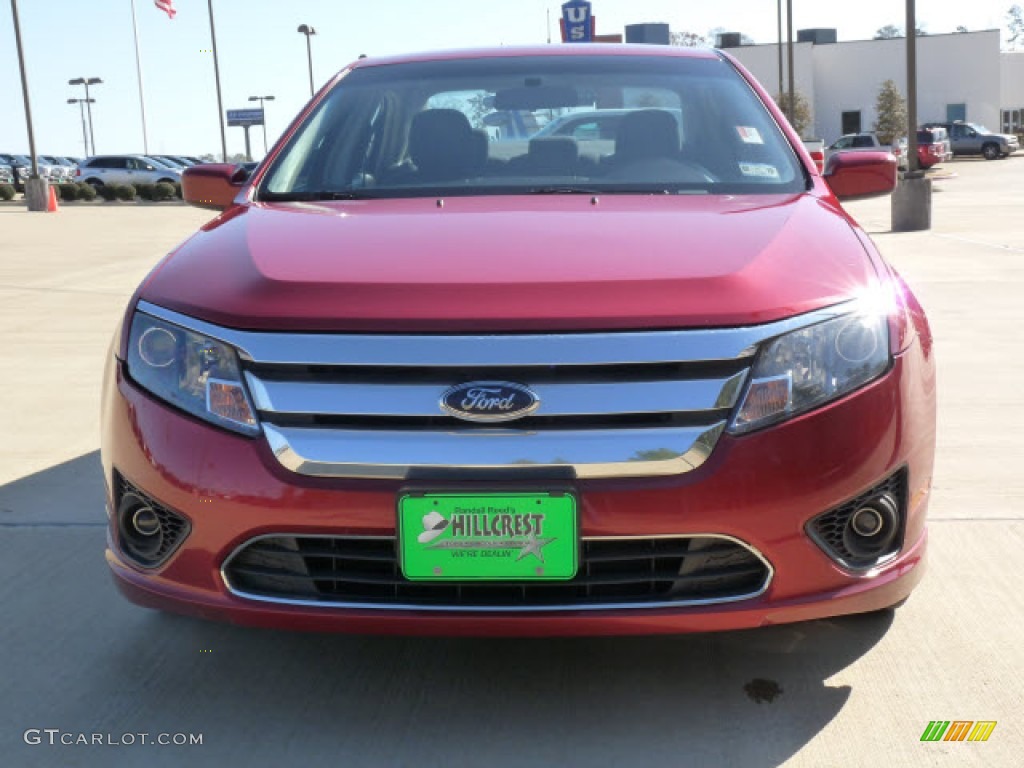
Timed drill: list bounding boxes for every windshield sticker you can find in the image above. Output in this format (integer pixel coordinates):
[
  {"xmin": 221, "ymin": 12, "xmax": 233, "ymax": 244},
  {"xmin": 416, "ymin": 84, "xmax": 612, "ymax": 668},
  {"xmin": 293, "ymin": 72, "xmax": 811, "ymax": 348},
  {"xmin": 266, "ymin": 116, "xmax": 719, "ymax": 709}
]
[
  {"xmin": 739, "ymin": 163, "xmax": 780, "ymax": 179},
  {"xmin": 737, "ymin": 126, "xmax": 764, "ymax": 144}
]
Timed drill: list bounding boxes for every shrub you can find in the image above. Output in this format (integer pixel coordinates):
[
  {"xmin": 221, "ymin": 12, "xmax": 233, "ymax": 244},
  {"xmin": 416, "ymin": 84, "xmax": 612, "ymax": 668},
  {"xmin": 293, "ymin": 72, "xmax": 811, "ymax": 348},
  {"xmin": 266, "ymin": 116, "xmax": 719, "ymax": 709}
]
[
  {"xmin": 174, "ymin": 181, "xmax": 183, "ymax": 199},
  {"xmin": 153, "ymin": 182, "xmax": 176, "ymax": 201},
  {"xmin": 75, "ymin": 182, "xmax": 97, "ymax": 201},
  {"xmin": 97, "ymin": 184, "xmax": 118, "ymax": 201},
  {"xmin": 0, "ymin": 183, "xmax": 15, "ymax": 201},
  {"xmin": 134, "ymin": 182, "xmax": 155, "ymax": 201},
  {"xmin": 115, "ymin": 184, "xmax": 137, "ymax": 202},
  {"xmin": 58, "ymin": 183, "xmax": 79, "ymax": 202}
]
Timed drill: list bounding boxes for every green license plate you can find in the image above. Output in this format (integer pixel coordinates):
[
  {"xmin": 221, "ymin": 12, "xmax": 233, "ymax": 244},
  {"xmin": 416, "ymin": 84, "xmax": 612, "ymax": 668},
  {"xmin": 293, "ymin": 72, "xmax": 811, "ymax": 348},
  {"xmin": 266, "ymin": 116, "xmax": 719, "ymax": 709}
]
[{"xmin": 398, "ymin": 492, "xmax": 578, "ymax": 581}]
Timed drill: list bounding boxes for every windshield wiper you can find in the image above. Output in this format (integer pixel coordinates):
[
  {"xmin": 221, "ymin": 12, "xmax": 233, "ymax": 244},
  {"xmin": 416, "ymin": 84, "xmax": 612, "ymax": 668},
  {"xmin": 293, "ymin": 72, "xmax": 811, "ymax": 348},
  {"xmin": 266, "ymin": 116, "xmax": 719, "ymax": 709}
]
[
  {"xmin": 259, "ymin": 190, "xmax": 372, "ymax": 202},
  {"xmin": 528, "ymin": 186, "xmax": 604, "ymax": 195}
]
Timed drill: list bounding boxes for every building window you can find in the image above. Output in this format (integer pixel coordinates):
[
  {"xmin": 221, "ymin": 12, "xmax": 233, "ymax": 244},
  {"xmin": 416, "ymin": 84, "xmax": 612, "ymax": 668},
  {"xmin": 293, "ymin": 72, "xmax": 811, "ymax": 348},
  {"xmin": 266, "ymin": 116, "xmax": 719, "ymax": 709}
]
[
  {"xmin": 946, "ymin": 103, "xmax": 967, "ymax": 123},
  {"xmin": 841, "ymin": 110, "xmax": 862, "ymax": 135}
]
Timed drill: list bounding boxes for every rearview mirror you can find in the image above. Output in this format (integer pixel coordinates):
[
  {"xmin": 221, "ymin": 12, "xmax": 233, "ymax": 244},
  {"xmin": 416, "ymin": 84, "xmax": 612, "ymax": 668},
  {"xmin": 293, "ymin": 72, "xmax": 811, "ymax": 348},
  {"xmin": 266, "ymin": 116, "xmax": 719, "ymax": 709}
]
[
  {"xmin": 182, "ymin": 163, "xmax": 248, "ymax": 210},
  {"xmin": 824, "ymin": 151, "xmax": 897, "ymax": 201},
  {"xmin": 494, "ymin": 85, "xmax": 580, "ymax": 111}
]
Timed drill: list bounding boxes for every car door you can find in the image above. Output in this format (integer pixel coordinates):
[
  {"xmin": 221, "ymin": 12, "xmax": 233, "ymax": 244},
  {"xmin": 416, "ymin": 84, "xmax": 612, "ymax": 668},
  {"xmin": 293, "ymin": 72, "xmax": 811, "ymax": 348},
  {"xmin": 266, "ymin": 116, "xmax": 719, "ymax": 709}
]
[{"xmin": 101, "ymin": 156, "xmax": 129, "ymax": 184}]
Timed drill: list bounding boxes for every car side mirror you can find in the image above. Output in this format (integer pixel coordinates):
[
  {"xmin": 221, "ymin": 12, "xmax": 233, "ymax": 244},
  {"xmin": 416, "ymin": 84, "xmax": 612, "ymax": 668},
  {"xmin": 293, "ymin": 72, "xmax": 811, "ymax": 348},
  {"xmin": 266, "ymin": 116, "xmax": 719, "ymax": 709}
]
[
  {"xmin": 823, "ymin": 150, "xmax": 897, "ymax": 201},
  {"xmin": 182, "ymin": 163, "xmax": 248, "ymax": 211}
]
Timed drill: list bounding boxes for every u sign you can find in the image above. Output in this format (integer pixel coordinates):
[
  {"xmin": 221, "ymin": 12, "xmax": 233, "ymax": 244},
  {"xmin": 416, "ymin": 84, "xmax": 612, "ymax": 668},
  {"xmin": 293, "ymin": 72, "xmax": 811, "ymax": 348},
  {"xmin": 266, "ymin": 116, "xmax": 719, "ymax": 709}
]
[{"xmin": 560, "ymin": 0, "xmax": 594, "ymax": 43}]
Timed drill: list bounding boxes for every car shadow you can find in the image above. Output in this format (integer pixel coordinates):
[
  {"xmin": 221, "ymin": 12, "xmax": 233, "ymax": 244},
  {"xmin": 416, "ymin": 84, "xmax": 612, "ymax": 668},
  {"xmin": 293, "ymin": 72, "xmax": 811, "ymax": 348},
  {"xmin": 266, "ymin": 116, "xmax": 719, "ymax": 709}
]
[{"xmin": 2, "ymin": 453, "xmax": 894, "ymax": 767}]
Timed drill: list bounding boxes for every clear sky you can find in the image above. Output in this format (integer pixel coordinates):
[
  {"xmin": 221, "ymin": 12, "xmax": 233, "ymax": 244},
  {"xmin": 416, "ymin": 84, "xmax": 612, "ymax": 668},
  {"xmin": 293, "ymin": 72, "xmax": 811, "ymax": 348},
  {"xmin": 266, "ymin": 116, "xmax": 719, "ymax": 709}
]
[{"xmin": 1, "ymin": 0, "xmax": 1016, "ymax": 158}]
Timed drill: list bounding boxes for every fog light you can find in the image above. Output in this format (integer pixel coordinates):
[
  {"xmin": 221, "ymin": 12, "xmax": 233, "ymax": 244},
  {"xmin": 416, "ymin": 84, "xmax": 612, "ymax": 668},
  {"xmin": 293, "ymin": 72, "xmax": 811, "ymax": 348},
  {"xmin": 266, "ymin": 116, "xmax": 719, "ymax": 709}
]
[
  {"xmin": 131, "ymin": 507, "xmax": 162, "ymax": 537},
  {"xmin": 842, "ymin": 495, "xmax": 899, "ymax": 561},
  {"xmin": 118, "ymin": 492, "xmax": 165, "ymax": 561},
  {"xmin": 114, "ymin": 477, "xmax": 191, "ymax": 569}
]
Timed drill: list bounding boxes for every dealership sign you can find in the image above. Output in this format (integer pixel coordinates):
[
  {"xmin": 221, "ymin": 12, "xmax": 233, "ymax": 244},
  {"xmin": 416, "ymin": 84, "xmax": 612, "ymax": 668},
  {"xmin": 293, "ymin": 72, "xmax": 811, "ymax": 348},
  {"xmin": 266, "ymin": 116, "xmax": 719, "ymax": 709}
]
[
  {"xmin": 560, "ymin": 0, "xmax": 594, "ymax": 43},
  {"xmin": 226, "ymin": 108, "xmax": 264, "ymax": 127}
]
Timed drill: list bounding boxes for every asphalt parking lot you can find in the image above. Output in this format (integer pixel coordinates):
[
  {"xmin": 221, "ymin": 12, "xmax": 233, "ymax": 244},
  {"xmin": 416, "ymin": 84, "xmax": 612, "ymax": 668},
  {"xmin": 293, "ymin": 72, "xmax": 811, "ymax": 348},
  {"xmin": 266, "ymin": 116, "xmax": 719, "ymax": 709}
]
[{"xmin": 1, "ymin": 160, "xmax": 1022, "ymax": 767}]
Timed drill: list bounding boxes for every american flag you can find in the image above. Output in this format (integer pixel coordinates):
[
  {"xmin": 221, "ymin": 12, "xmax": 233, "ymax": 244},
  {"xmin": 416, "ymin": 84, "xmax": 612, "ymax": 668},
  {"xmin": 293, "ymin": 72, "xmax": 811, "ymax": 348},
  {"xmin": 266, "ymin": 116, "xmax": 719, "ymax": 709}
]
[{"xmin": 154, "ymin": 0, "xmax": 176, "ymax": 19}]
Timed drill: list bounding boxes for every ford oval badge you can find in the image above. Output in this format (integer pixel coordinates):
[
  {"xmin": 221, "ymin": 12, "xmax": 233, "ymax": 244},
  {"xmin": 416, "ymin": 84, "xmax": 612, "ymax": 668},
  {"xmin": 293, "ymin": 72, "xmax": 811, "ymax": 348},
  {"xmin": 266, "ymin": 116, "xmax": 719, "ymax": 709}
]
[{"xmin": 440, "ymin": 382, "xmax": 540, "ymax": 423}]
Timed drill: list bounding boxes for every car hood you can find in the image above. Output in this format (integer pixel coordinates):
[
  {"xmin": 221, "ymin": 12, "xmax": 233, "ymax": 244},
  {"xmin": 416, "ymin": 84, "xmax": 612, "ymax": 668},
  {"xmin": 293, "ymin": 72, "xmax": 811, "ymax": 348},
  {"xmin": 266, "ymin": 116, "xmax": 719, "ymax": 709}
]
[{"xmin": 140, "ymin": 194, "xmax": 879, "ymax": 332}]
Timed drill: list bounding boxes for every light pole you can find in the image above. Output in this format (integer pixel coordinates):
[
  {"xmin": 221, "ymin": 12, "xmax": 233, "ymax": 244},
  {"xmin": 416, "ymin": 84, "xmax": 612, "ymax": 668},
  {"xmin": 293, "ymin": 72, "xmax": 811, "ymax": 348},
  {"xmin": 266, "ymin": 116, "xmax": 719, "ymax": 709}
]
[
  {"xmin": 67, "ymin": 98, "xmax": 94, "ymax": 156},
  {"xmin": 12, "ymin": 0, "xmax": 48, "ymax": 210},
  {"xmin": 68, "ymin": 77, "xmax": 101, "ymax": 155},
  {"xmin": 297, "ymin": 24, "xmax": 317, "ymax": 98},
  {"xmin": 777, "ymin": 0, "xmax": 784, "ymax": 118},
  {"xmin": 248, "ymin": 95, "xmax": 275, "ymax": 154}
]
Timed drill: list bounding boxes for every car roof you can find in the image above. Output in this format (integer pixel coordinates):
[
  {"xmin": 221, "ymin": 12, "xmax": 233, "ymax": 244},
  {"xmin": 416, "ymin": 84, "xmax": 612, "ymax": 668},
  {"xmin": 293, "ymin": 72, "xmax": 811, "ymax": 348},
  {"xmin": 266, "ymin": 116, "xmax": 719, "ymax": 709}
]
[{"xmin": 350, "ymin": 44, "xmax": 721, "ymax": 70}]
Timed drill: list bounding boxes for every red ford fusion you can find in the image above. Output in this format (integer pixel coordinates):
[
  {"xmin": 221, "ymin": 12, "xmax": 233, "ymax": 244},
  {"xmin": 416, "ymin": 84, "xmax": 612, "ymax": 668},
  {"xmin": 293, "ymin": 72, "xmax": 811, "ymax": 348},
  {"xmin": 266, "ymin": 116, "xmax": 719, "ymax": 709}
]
[{"xmin": 101, "ymin": 45, "xmax": 935, "ymax": 636}]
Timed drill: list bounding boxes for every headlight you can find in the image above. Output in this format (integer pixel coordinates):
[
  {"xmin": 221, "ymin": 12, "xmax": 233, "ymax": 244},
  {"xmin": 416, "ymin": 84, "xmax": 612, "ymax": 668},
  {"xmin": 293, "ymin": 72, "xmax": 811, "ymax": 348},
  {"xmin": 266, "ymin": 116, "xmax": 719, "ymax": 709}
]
[
  {"xmin": 126, "ymin": 311, "xmax": 259, "ymax": 436},
  {"xmin": 729, "ymin": 311, "xmax": 890, "ymax": 434}
]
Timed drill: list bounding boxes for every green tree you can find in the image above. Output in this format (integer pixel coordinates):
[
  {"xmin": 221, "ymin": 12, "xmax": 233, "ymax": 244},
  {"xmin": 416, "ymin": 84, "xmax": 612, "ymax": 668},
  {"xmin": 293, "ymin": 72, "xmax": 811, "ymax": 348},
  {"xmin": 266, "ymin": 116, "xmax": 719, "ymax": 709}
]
[
  {"xmin": 1009, "ymin": 5, "xmax": 1024, "ymax": 48},
  {"xmin": 956, "ymin": 25, "xmax": 969, "ymax": 33},
  {"xmin": 774, "ymin": 90, "xmax": 812, "ymax": 138},
  {"xmin": 874, "ymin": 24, "xmax": 902, "ymax": 39},
  {"xmin": 670, "ymin": 30, "xmax": 708, "ymax": 47},
  {"xmin": 873, "ymin": 80, "xmax": 907, "ymax": 145}
]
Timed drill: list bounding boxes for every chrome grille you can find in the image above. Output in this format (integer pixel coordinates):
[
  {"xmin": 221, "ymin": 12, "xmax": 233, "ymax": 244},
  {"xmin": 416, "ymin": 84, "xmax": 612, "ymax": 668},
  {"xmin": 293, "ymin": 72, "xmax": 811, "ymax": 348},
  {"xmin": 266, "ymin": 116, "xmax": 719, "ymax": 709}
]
[
  {"xmin": 222, "ymin": 534, "xmax": 772, "ymax": 611},
  {"xmin": 137, "ymin": 300, "xmax": 858, "ymax": 480}
]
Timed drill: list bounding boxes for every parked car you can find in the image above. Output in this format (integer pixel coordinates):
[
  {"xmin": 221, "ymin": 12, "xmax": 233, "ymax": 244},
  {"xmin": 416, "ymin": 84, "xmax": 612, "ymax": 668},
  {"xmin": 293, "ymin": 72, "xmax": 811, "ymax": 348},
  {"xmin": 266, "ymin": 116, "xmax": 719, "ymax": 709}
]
[
  {"xmin": 826, "ymin": 132, "xmax": 891, "ymax": 158},
  {"xmin": 76, "ymin": 155, "xmax": 181, "ymax": 187},
  {"xmin": 0, "ymin": 153, "xmax": 33, "ymax": 192},
  {"xmin": 894, "ymin": 128, "xmax": 953, "ymax": 170},
  {"xmin": 39, "ymin": 155, "xmax": 76, "ymax": 183},
  {"xmin": 924, "ymin": 121, "xmax": 1018, "ymax": 160},
  {"xmin": 146, "ymin": 155, "xmax": 188, "ymax": 170},
  {"xmin": 104, "ymin": 45, "xmax": 931, "ymax": 637},
  {"xmin": 152, "ymin": 155, "xmax": 196, "ymax": 168},
  {"xmin": 0, "ymin": 162, "xmax": 13, "ymax": 186}
]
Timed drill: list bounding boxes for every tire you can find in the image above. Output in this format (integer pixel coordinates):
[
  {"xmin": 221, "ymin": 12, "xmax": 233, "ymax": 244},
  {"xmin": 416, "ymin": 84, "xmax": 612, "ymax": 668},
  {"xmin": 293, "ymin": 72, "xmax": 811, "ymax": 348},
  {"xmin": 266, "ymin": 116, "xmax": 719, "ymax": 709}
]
[
  {"xmin": 84, "ymin": 178, "xmax": 103, "ymax": 188},
  {"xmin": 982, "ymin": 143, "xmax": 999, "ymax": 160},
  {"xmin": 157, "ymin": 178, "xmax": 175, "ymax": 185}
]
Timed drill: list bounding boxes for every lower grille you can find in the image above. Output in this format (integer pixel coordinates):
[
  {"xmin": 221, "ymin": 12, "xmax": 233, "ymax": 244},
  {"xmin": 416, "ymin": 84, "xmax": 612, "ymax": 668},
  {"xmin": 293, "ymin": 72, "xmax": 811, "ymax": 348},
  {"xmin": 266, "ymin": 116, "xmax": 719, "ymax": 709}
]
[{"xmin": 222, "ymin": 535, "xmax": 771, "ymax": 611}]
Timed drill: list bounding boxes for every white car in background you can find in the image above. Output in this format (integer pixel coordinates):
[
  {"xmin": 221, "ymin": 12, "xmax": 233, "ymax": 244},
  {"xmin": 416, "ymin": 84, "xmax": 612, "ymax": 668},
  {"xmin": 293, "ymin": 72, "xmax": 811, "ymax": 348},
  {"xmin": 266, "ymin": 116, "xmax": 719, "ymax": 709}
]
[{"xmin": 76, "ymin": 155, "xmax": 182, "ymax": 187}]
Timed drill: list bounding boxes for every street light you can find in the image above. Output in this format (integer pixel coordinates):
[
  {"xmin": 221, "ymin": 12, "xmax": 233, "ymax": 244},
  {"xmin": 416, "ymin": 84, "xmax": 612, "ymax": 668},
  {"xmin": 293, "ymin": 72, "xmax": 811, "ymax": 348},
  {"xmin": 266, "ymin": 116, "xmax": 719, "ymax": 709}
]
[
  {"xmin": 248, "ymin": 94, "xmax": 275, "ymax": 154},
  {"xmin": 67, "ymin": 98, "xmax": 94, "ymax": 157},
  {"xmin": 297, "ymin": 24, "xmax": 317, "ymax": 98},
  {"xmin": 68, "ymin": 77, "xmax": 102, "ymax": 155}
]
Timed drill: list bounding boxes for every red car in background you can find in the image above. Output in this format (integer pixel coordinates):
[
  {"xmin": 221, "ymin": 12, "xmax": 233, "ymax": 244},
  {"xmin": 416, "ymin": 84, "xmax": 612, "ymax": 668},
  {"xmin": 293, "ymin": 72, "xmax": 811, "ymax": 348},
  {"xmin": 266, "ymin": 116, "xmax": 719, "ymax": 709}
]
[
  {"xmin": 895, "ymin": 128, "xmax": 953, "ymax": 170},
  {"xmin": 101, "ymin": 45, "xmax": 934, "ymax": 636}
]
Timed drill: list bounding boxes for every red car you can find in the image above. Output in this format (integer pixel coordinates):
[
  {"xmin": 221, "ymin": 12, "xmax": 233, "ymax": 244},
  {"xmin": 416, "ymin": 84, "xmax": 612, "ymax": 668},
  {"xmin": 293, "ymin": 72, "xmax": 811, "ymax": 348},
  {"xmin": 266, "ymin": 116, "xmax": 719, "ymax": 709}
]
[{"xmin": 101, "ymin": 45, "xmax": 934, "ymax": 636}]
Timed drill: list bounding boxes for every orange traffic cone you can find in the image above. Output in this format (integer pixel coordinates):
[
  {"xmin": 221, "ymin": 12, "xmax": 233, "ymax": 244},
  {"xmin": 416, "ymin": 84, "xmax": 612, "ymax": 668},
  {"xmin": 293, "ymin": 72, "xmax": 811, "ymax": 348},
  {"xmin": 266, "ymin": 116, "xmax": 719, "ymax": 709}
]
[{"xmin": 46, "ymin": 184, "xmax": 59, "ymax": 213}]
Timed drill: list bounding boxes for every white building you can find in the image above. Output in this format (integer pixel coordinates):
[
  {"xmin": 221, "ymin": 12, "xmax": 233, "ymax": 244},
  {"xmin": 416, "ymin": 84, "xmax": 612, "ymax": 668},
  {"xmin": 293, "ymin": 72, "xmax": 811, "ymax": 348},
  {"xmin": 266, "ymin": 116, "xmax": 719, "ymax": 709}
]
[{"xmin": 724, "ymin": 29, "xmax": 1024, "ymax": 142}]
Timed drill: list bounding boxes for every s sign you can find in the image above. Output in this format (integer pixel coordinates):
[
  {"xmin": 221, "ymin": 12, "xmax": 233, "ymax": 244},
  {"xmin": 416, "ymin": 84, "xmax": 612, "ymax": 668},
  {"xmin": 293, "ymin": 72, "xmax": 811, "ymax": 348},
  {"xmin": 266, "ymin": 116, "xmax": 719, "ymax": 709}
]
[{"xmin": 440, "ymin": 382, "xmax": 541, "ymax": 423}]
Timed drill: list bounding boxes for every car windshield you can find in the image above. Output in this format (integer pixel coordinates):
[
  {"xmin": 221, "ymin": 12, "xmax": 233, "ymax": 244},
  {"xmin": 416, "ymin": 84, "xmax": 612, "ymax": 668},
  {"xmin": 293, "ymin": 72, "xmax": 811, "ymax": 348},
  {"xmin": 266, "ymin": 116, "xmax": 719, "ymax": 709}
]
[
  {"xmin": 967, "ymin": 123, "xmax": 991, "ymax": 134},
  {"xmin": 260, "ymin": 54, "xmax": 806, "ymax": 200}
]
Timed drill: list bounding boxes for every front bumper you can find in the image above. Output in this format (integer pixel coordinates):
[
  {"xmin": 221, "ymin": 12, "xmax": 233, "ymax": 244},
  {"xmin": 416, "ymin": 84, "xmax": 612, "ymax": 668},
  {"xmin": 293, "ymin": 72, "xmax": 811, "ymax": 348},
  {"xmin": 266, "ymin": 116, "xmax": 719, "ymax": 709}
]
[{"xmin": 101, "ymin": 338, "xmax": 936, "ymax": 636}]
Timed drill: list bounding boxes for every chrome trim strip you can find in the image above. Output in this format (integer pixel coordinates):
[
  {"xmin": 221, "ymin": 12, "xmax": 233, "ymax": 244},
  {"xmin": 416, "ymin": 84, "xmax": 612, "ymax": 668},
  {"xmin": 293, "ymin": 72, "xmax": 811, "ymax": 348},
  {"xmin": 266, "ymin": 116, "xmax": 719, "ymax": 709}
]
[
  {"xmin": 220, "ymin": 533, "xmax": 774, "ymax": 613},
  {"xmin": 261, "ymin": 421, "xmax": 727, "ymax": 480},
  {"xmin": 245, "ymin": 372, "xmax": 747, "ymax": 417},
  {"xmin": 137, "ymin": 299, "xmax": 858, "ymax": 367}
]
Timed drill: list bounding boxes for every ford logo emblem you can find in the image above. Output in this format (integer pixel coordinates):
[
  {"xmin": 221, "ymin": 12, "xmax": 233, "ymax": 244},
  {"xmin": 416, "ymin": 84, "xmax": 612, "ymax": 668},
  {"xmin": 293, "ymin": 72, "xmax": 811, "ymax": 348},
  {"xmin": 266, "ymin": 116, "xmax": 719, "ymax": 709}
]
[{"xmin": 440, "ymin": 381, "xmax": 540, "ymax": 423}]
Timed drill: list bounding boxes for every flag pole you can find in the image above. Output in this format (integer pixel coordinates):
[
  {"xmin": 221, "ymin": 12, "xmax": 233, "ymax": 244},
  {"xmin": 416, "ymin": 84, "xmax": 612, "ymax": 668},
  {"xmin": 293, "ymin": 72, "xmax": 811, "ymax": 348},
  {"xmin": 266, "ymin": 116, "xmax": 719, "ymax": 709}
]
[
  {"xmin": 129, "ymin": 0, "xmax": 150, "ymax": 154},
  {"xmin": 207, "ymin": 0, "xmax": 228, "ymax": 162}
]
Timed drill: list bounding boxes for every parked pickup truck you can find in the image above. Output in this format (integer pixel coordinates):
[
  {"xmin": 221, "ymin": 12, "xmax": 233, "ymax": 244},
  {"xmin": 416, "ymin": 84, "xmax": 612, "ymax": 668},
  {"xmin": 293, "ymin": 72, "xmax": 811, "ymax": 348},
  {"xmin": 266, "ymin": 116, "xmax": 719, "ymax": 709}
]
[
  {"xmin": 924, "ymin": 121, "xmax": 1018, "ymax": 160},
  {"xmin": 102, "ymin": 45, "xmax": 933, "ymax": 638}
]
